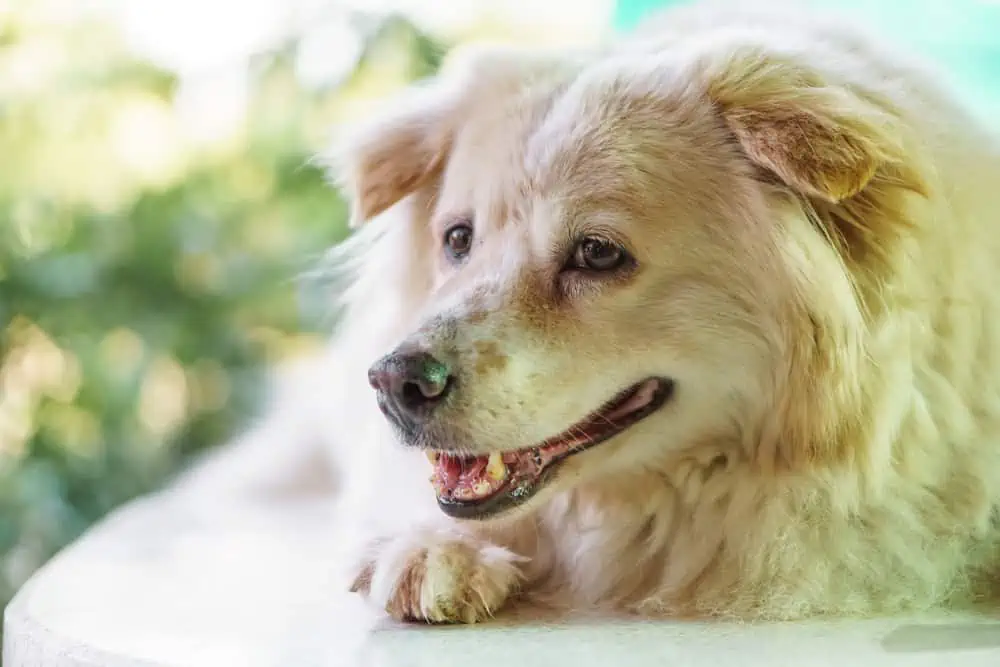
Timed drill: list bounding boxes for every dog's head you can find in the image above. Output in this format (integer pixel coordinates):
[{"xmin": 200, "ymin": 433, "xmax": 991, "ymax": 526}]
[{"xmin": 334, "ymin": 38, "xmax": 924, "ymax": 520}]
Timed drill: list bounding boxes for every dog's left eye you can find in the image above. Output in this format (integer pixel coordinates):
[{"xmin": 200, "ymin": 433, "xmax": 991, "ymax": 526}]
[
  {"xmin": 568, "ymin": 237, "xmax": 629, "ymax": 272},
  {"xmin": 443, "ymin": 222, "xmax": 474, "ymax": 261}
]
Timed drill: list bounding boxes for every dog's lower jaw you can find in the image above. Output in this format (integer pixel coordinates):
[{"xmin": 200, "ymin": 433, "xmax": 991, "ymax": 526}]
[{"xmin": 349, "ymin": 525, "xmax": 527, "ymax": 623}]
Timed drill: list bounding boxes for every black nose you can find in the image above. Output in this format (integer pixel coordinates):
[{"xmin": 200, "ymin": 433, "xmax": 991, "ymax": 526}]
[{"xmin": 368, "ymin": 350, "xmax": 453, "ymax": 425}]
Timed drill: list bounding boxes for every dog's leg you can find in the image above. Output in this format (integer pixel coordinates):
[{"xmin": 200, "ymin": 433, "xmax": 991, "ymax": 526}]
[{"xmin": 348, "ymin": 518, "xmax": 545, "ymax": 624}]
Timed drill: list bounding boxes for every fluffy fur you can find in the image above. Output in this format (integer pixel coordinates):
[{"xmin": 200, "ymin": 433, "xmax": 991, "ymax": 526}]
[{"xmin": 217, "ymin": 2, "xmax": 1000, "ymax": 623}]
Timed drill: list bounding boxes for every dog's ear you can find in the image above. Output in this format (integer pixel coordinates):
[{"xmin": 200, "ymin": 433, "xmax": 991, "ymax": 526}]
[
  {"xmin": 723, "ymin": 96, "xmax": 889, "ymax": 203},
  {"xmin": 332, "ymin": 44, "xmax": 577, "ymax": 228},
  {"xmin": 703, "ymin": 48, "xmax": 923, "ymax": 203},
  {"xmin": 333, "ymin": 83, "xmax": 458, "ymax": 228}
]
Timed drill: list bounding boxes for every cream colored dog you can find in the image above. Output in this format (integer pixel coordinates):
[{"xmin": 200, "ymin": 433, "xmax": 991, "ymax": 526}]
[{"xmin": 219, "ymin": 2, "xmax": 1000, "ymax": 623}]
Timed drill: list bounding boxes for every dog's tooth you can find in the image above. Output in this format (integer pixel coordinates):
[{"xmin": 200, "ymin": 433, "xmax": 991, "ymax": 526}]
[
  {"xmin": 472, "ymin": 480, "xmax": 492, "ymax": 497},
  {"xmin": 426, "ymin": 451, "xmax": 440, "ymax": 464},
  {"xmin": 486, "ymin": 452, "xmax": 507, "ymax": 481}
]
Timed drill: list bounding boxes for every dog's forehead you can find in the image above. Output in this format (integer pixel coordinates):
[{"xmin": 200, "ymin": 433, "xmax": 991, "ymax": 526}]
[
  {"xmin": 439, "ymin": 64, "xmax": 719, "ymax": 235},
  {"xmin": 525, "ymin": 76, "xmax": 673, "ymax": 201},
  {"xmin": 438, "ymin": 84, "xmax": 564, "ymax": 226},
  {"xmin": 523, "ymin": 70, "xmax": 748, "ymax": 230}
]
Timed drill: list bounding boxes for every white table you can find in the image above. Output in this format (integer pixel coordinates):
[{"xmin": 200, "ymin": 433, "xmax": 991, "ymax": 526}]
[{"xmin": 5, "ymin": 476, "xmax": 1000, "ymax": 666}]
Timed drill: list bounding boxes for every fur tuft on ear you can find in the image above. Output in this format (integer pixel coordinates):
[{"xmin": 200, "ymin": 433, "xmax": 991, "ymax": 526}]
[{"xmin": 699, "ymin": 46, "xmax": 926, "ymax": 203}]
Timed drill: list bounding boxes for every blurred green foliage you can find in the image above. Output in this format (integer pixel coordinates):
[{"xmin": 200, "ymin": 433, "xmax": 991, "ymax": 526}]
[{"xmin": 0, "ymin": 2, "xmax": 443, "ymax": 607}]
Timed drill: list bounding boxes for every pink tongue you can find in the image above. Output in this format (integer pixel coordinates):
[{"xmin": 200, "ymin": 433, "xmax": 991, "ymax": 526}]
[
  {"xmin": 459, "ymin": 456, "xmax": 487, "ymax": 483},
  {"xmin": 604, "ymin": 379, "xmax": 657, "ymax": 421},
  {"xmin": 437, "ymin": 454, "xmax": 487, "ymax": 488}
]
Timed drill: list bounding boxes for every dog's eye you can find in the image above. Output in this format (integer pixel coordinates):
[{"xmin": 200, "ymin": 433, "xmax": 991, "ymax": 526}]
[
  {"xmin": 569, "ymin": 237, "xmax": 629, "ymax": 272},
  {"xmin": 443, "ymin": 222, "xmax": 473, "ymax": 261}
]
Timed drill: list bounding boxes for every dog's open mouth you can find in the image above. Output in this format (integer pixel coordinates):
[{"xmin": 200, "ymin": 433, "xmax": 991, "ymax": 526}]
[{"xmin": 428, "ymin": 377, "xmax": 674, "ymax": 519}]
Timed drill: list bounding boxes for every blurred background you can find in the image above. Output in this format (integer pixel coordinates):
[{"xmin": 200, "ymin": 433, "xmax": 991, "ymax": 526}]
[{"xmin": 0, "ymin": 0, "xmax": 998, "ymax": 613}]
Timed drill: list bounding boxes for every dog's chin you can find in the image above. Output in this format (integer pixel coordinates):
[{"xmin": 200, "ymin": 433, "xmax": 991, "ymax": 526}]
[{"xmin": 420, "ymin": 377, "xmax": 675, "ymax": 520}]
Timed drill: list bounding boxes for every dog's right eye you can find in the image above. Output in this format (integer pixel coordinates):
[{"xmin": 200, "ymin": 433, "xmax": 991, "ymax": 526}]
[
  {"xmin": 443, "ymin": 221, "xmax": 474, "ymax": 262},
  {"xmin": 566, "ymin": 236, "xmax": 631, "ymax": 273}
]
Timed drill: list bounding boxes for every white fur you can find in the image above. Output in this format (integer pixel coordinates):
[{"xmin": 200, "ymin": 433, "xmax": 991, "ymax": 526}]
[{"xmin": 192, "ymin": 2, "xmax": 1000, "ymax": 623}]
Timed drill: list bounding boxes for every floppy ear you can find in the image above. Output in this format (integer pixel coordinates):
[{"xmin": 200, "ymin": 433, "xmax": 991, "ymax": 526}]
[
  {"xmin": 702, "ymin": 48, "xmax": 925, "ymax": 203},
  {"xmin": 332, "ymin": 43, "xmax": 579, "ymax": 228},
  {"xmin": 333, "ymin": 83, "xmax": 457, "ymax": 228}
]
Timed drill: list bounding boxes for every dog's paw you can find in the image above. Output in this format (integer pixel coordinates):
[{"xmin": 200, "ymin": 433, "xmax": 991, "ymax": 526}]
[{"xmin": 348, "ymin": 527, "xmax": 524, "ymax": 624}]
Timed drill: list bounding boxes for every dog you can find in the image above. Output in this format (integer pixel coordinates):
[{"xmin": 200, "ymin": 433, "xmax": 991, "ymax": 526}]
[{"xmin": 205, "ymin": 1, "xmax": 1000, "ymax": 623}]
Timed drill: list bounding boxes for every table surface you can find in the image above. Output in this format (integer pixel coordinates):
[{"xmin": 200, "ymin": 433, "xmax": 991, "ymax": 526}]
[{"xmin": 5, "ymin": 479, "xmax": 1000, "ymax": 667}]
